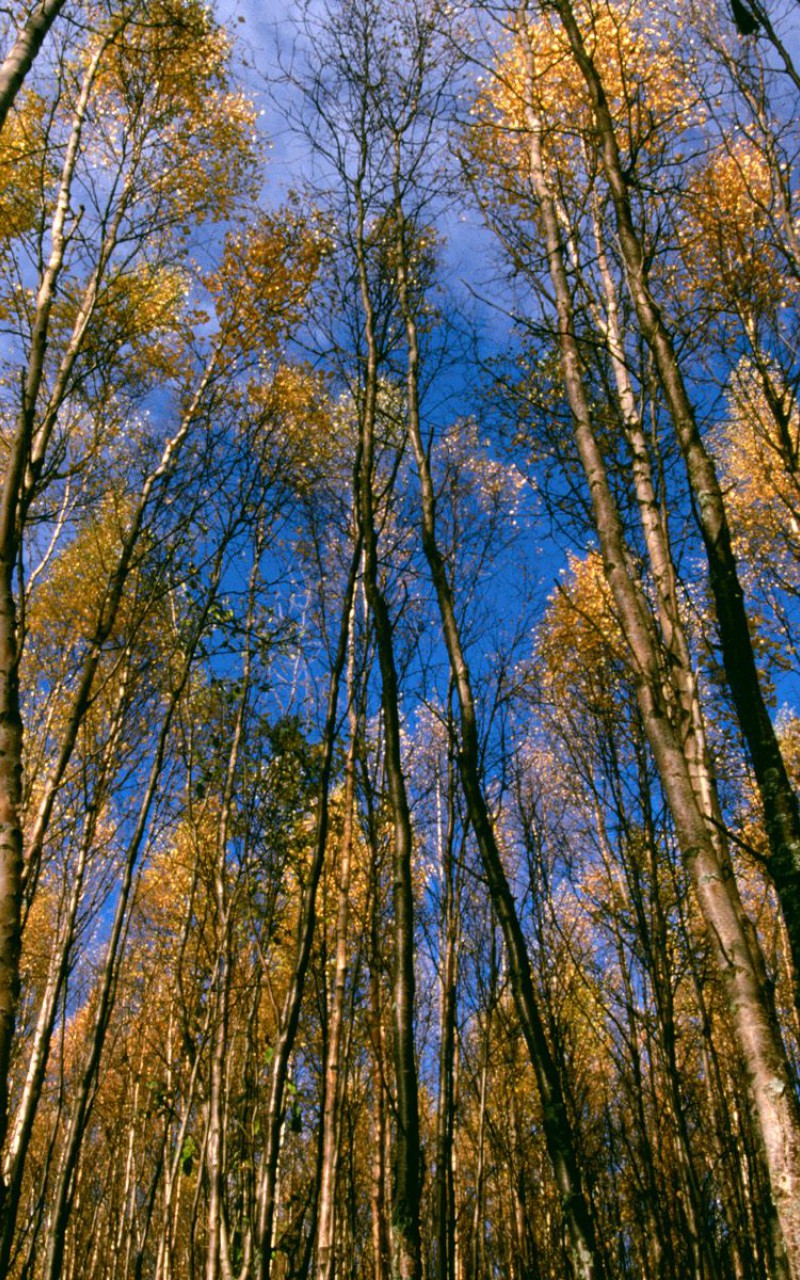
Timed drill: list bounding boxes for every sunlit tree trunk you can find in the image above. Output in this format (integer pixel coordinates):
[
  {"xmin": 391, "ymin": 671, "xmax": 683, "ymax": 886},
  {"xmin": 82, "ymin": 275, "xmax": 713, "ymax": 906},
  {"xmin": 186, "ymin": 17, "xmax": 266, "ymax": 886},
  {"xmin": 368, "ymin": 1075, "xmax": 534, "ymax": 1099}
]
[
  {"xmin": 638, "ymin": 826, "xmax": 720, "ymax": 1280},
  {"xmin": 205, "ymin": 552, "xmax": 260, "ymax": 1280},
  {"xmin": 583, "ymin": 745, "xmax": 714, "ymax": 1278},
  {"xmin": 0, "ymin": 668, "xmax": 128, "ymax": 1268},
  {"xmin": 683, "ymin": 904, "xmax": 780, "ymax": 1280},
  {"xmin": 38, "ymin": 575, "xmax": 225, "ymax": 1280},
  {"xmin": 0, "ymin": 30, "xmax": 111, "ymax": 1203},
  {"xmin": 153, "ymin": 882, "xmax": 212, "ymax": 1280},
  {"xmin": 0, "ymin": 0, "xmax": 70, "ymax": 135},
  {"xmin": 0, "ymin": 522, "xmax": 22, "ymax": 1230}
]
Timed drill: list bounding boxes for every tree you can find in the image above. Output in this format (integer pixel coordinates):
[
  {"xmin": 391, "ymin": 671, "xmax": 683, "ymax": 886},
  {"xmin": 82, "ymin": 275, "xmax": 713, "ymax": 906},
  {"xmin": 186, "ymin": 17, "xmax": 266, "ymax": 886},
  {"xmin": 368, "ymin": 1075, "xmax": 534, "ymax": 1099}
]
[
  {"xmin": 545, "ymin": 0, "xmax": 800, "ymax": 1029},
  {"xmin": 470, "ymin": 2, "xmax": 800, "ymax": 1268},
  {"xmin": 290, "ymin": 5, "xmax": 430, "ymax": 1273},
  {"xmin": 0, "ymin": 0, "xmax": 262, "ymax": 1200}
]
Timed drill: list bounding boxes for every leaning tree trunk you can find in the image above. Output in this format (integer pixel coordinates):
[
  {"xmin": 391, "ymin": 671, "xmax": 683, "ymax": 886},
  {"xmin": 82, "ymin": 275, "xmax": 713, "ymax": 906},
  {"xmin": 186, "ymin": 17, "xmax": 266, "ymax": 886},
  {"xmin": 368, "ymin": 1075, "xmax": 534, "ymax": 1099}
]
[
  {"xmin": 0, "ymin": 0, "xmax": 70, "ymax": 135},
  {"xmin": 0, "ymin": 33, "xmax": 107, "ymax": 1195}
]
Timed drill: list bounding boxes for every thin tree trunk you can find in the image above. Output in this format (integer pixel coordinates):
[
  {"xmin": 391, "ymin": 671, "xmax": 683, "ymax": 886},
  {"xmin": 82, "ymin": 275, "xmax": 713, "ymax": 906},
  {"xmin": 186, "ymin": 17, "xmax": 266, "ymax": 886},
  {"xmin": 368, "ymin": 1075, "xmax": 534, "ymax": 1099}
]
[
  {"xmin": 206, "ymin": 546, "xmax": 263, "ymax": 1280},
  {"xmin": 0, "ymin": 30, "xmax": 110, "ymax": 1199},
  {"xmin": 368, "ymin": 839, "xmax": 391, "ymax": 1280},
  {"xmin": 152, "ymin": 855, "xmax": 211, "ymax": 1280},
  {"xmin": 0, "ymin": 532, "xmax": 22, "ymax": 1229},
  {"xmin": 348, "ymin": 122, "xmax": 422, "ymax": 1279},
  {"xmin": 391, "ymin": 158, "xmax": 604, "ymax": 1280},
  {"xmin": 317, "ymin": 601, "xmax": 359, "ymax": 1280},
  {"xmin": 590, "ymin": 776, "xmax": 709, "ymax": 1279},
  {"xmin": 1, "ymin": 728, "xmax": 113, "ymax": 1264},
  {"xmin": 253, "ymin": 540, "xmax": 360, "ymax": 1280},
  {"xmin": 434, "ymin": 718, "xmax": 459, "ymax": 1280},
  {"xmin": 1, "ymin": 326, "xmax": 231, "ymax": 1264},
  {"xmin": 37, "ymin": 541, "xmax": 230, "ymax": 1280},
  {"xmin": 469, "ymin": 921, "xmax": 496, "ymax": 1280}
]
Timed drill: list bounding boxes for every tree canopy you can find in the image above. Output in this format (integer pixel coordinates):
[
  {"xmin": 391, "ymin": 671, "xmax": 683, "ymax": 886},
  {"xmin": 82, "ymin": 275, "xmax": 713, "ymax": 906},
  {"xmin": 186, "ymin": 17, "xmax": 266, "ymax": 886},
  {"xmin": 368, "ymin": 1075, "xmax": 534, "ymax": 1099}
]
[{"xmin": 1, "ymin": 1, "xmax": 800, "ymax": 1278}]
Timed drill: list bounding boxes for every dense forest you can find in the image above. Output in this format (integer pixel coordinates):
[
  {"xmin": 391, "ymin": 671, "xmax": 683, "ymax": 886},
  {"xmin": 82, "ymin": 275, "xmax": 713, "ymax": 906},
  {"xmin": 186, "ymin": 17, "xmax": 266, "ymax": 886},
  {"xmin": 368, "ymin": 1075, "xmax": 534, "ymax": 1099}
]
[{"xmin": 0, "ymin": 0, "xmax": 799, "ymax": 1278}]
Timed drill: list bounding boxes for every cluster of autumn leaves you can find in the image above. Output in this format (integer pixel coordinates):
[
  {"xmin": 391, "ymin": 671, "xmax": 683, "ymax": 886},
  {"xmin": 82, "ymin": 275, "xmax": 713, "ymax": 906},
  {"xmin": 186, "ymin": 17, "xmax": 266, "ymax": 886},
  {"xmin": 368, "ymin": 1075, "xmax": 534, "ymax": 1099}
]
[{"xmin": 0, "ymin": 0, "xmax": 799, "ymax": 1278}]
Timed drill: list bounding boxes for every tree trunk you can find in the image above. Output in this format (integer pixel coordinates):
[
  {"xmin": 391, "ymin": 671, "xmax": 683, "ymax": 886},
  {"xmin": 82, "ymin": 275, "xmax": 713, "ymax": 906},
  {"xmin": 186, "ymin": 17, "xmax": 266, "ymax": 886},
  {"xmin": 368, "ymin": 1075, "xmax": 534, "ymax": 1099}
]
[
  {"xmin": 367, "ymin": 828, "xmax": 391, "ymax": 1280},
  {"xmin": 0, "ymin": 539, "xmax": 22, "ymax": 1227},
  {"xmin": 38, "ymin": 603, "xmax": 214, "ymax": 1280},
  {"xmin": 469, "ymin": 921, "xmax": 495, "ymax": 1280},
  {"xmin": 348, "ymin": 117, "xmax": 422, "ymax": 1278},
  {"xmin": 0, "ymin": 32, "xmax": 108, "ymax": 1198}
]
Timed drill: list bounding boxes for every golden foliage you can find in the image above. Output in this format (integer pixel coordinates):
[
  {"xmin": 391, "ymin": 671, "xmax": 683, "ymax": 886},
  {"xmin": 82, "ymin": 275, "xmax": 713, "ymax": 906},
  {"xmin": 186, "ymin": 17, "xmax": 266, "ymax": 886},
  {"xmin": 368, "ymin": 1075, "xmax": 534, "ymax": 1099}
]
[
  {"xmin": 87, "ymin": 0, "xmax": 259, "ymax": 226},
  {"xmin": 250, "ymin": 362, "xmax": 342, "ymax": 494},
  {"xmin": 0, "ymin": 91, "xmax": 50, "ymax": 243},
  {"xmin": 680, "ymin": 139, "xmax": 794, "ymax": 315},
  {"xmin": 714, "ymin": 361, "xmax": 800, "ymax": 594},
  {"xmin": 537, "ymin": 549, "xmax": 627, "ymax": 720},
  {"xmin": 471, "ymin": 1, "xmax": 694, "ymax": 192},
  {"xmin": 27, "ymin": 492, "xmax": 142, "ymax": 648},
  {"xmin": 18, "ymin": 878, "xmax": 58, "ymax": 1005},
  {"xmin": 209, "ymin": 207, "xmax": 326, "ymax": 354},
  {"xmin": 72, "ymin": 260, "xmax": 193, "ymax": 388}
]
